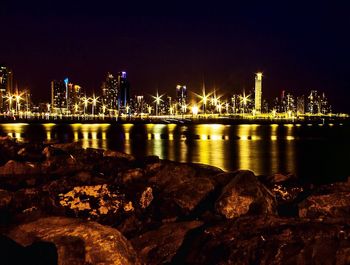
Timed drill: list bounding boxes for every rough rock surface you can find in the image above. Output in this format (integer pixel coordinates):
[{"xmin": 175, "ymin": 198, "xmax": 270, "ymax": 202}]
[
  {"xmin": 6, "ymin": 216, "xmax": 140, "ymax": 265},
  {"xmin": 131, "ymin": 221, "xmax": 202, "ymax": 264},
  {"xmin": 299, "ymin": 192, "xmax": 350, "ymax": 218},
  {"xmin": 177, "ymin": 216, "xmax": 350, "ymax": 265},
  {"xmin": 215, "ymin": 170, "xmax": 276, "ymax": 219},
  {"xmin": 0, "ymin": 139, "xmax": 349, "ymax": 265}
]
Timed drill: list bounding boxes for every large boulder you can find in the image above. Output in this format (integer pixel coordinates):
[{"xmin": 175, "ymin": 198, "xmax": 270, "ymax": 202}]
[
  {"xmin": 299, "ymin": 192, "xmax": 350, "ymax": 218},
  {"xmin": 51, "ymin": 142, "xmax": 82, "ymax": 153},
  {"xmin": 162, "ymin": 177, "xmax": 215, "ymax": 214},
  {"xmin": 131, "ymin": 221, "xmax": 202, "ymax": 264},
  {"xmin": 177, "ymin": 216, "xmax": 350, "ymax": 265},
  {"xmin": 0, "ymin": 160, "xmax": 41, "ymax": 176},
  {"xmin": 0, "ymin": 234, "xmax": 58, "ymax": 265},
  {"xmin": 0, "ymin": 189, "xmax": 13, "ymax": 209},
  {"xmin": 103, "ymin": 150, "xmax": 135, "ymax": 161},
  {"xmin": 0, "ymin": 136, "xmax": 19, "ymax": 165},
  {"xmin": 58, "ymin": 184, "xmax": 134, "ymax": 222},
  {"xmin": 6, "ymin": 216, "xmax": 140, "ymax": 265},
  {"xmin": 215, "ymin": 170, "xmax": 276, "ymax": 219},
  {"xmin": 148, "ymin": 161, "xmax": 197, "ymax": 189}
]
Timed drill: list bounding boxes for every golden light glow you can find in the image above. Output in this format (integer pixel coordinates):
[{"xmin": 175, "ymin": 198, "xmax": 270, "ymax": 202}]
[{"xmin": 192, "ymin": 105, "xmax": 199, "ymax": 115}]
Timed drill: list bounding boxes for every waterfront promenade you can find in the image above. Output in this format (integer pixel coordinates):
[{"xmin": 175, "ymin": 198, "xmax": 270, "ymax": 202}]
[{"xmin": 0, "ymin": 113, "xmax": 348, "ymax": 125}]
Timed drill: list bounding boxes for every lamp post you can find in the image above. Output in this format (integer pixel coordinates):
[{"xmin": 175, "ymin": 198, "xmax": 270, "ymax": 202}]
[
  {"xmin": 152, "ymin": 91, "xmax": 163, "ymax": 116},
  {"xmin": 239, "ymin": 91, "xmax": 250, "ymax": 116},
  {"xmin": 91, "ymin": 95, "xmax": 99, "ymax": 117}
]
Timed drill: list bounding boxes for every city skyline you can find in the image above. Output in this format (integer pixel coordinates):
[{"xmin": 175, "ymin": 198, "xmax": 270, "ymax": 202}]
[
  {"xmin": 0, "ymin": 65, "xmax": 335, "ymax": 118},
  {"xmin": 1, "ymin": 2, "xmax": 350, "ymax": 112}
]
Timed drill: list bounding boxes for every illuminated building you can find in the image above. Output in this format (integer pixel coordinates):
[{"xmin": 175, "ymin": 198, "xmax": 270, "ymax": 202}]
[
  {"xmin": 131, "ymin": 95, "xmax": 147, "ymax": 114},
  {"xmin": 101, "ymin": 73, "xmax": 118, "ymax": 113},
  {"xmin": 0, "ymin": 66, "xmax": 13, "ymax": 111},
  {"xmin": 307, "ymin": 90, "xmax": 331, "ymax": 114},
  {"xmin": 69, "ymin": 83, "xmax": 84, "ymax": 114},
  {"xmin": 0, "ymin": 66, "xmax": 13, "ymax": 93},
  {"xmin": 51, "ymin": 79, "xmax": 68, "ymax": 114},
  {"xmin": 284, "ymin": 93, "xmax": 296, "ymax": 113},
  {"xmin": 117, "ymin": 71, "xmax": 130, "ymax": 112},
  {"xmin": 254, "ymin": 72, "xmax": 262, "ymax": 113},
  {"xmin": 297, "ymin": 96, "xmax": 305, "ymax": 114},
  {"xmin": 176, "ymin": 85, "xmax": 187, "ymax": 114}
]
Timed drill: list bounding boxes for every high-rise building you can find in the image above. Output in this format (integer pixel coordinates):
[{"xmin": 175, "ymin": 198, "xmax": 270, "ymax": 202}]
[
  {"xmin": 307, "ymin": 90, "xmax": 320, "ymax": 114},
  {"xmin": 69, "ymin": 83, "xmax": 84, "ymax": 114},
  {"xmin": 254, "ymin": 72, "xmax": 263, "ymax": 113},
  {"xmin": 102, "ymin": 73, "xmax": 118, "ymax": 112},
  {"xmin": 117, "ymin": 71, "xmax": 130, "ymax": 111},
  {"xmin": 0, "ymin": 66, "xmax": 13, "ymax": 111},
  {"xmin": 0, "ymin": 66, "xmax": 13, "ymax": 93},
  {"xmin": 51, "ymin": 79, "xmax": 68, "ymax": 114},
  {"xmin": 297, "ymin": 96, "xmax": 305, "ymax": 114},
  {"xmin": 176, "ymin": 85, "xmax": 187, "ymax": 114}
]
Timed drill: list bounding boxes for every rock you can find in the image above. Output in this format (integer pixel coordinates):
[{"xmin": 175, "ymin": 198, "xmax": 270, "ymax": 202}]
[
  {"xmin": 177, "ymin": 216, "xmax": 350, "ymax": 265},
  {"xmin": 144, "ymin": 155, "xmax": 160, "ymax": 164},
  {"xmin": 139, "ymin": 187, "xmax": 154, "ymax": 209},
  {"xmin": 131, "ymin": 221, "xmax": 202, "ymax": 264},
  {"xmin": 0, "ymin": 160, "xmax": 41, "ymax": 176},
  {"xmin": 189, "ymin": 163, "xmax": 224, "ymax": 178},
  {"xmin": 148, "ymin": 162, "xmax": 197, "ymax": 189},
  {"xmin": 0, "ymin": 234, "xmax": 58, "ymax": 265},
  {"xmin": 16, "ymin": 144, "xmax": 45, "ymax": 162},
  {"xmin": 59, "ymin": 184, "xmax": 133, "ymax": 221},
  {"xmin": 144, "ymin": 162, "xmax": 162, "ymax": 175},
  {"xmin": 41, "ymin": 155, "xmax": 81, "ymax": 175},
  {"xmin": 0, "ymin": 136, "xmax": 19, "ymax": 165},
  {"xmin": 72, "ymin": 170, "xmax": 92, "ymax": 185},
  {"xmin": 51, "ymin": 142, "xmax": 82, "ymax": 152},
  {"xmin": 299, "ymin": 192, "xmax": 350, "ymax": 218},
  {"xmin": 0, "ymin": 189, "xmax": 13, "ymax": 209},
  {"xmin": 122, "ymin": 168, "xmax": 144, "ymax": 184},
  {"xmin": 211, "ymin": 172, "xmax": 239, "ymax": 188},
  {"xmin": 103, "ymin": 150, "xmax": 135, "ymax": 161},
  {"xmin": 42, "ymin": 146, "xmax": 67, "ymax": 159},
  {"xmin": 10, "ymin": 188, "xmax": 58, "ymax": 220},
  {"xmin": 162, "ymin": 177, "xmax": 215, "ymax": 214},
  {"xmin": 6, "ymin": 216, "xmax": 140, "ymax": 265},
  {"xmin": 272, "ymin": 184, "xmax": 306, "ymax": 217},
  {"xmin": 215, "ymin": 170, "xmax": 276, "ymax": 219},
  {"xmin": 271, "ymin": 173, "xmax": 296, "ymax": 183}
]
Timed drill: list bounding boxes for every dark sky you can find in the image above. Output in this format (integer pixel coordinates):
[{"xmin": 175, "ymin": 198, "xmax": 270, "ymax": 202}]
[{"xmin": 1, "ymin": 1, "xmax": 350, "ymax": 112}]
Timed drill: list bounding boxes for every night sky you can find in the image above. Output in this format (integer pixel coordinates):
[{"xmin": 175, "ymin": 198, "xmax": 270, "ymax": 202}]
[{"xmin": 1, "ymin": 1, "xmax": 350, "ymax": 112}]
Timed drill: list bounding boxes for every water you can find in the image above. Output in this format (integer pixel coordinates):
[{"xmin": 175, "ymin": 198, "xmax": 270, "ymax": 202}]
[{"xmin": 1, "ymin": 123, "xmax": 349, "ymax": 182}]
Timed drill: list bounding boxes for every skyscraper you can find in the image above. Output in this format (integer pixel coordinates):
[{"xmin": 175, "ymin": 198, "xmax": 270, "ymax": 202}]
[
  {"xmin": 102, "ymin": 73, "xmax": 118, "ymax": 112},
  {"xmin": 117, "ymin": 71, "xmax": 130, "ymax": 111},
  {"xmin": 69, "ymin": 83, "xmax": 84, "ymax": 114},
  {"xmin": 51, "ymin": 79, "xmax": 68, "ymax": 114},
  {"xmin": 255, "ymin": 72, "xmax": 262, "ymax": 113},
  {"xmin": 0, "ymin": 66, "xmax": 13, "ymax": 93},
  {"xmin": 176, "ymin": 85, "xmax": 187, "ymax": 114}
]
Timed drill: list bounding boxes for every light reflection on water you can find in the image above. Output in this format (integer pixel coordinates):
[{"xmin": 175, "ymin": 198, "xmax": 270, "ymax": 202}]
[{"xmin": 0, "ymin": 123, "xmax": 349, "ymax": 181}]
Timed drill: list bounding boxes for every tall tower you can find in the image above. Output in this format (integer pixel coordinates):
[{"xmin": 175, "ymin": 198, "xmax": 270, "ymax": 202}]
[
  {"xmin": 255, "ymin": 72, "xmax": 263, "ymax": 113},
  {"xmin": 51, "ymin": 79, "xmax": 67, "ymax": 114},
  {"xmin": 176, "ymin": 85, "xmax": 187, "ymax": 114},
  {"xmin": 102, "ymin": 73, "xmax": 118, "ymax": 111},
  {"xmin": 117, "ymin": 71, "xmax": 130, "ymax": 111}
]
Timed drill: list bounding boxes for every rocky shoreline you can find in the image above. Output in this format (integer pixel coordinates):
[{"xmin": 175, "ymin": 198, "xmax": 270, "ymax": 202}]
[{"xmin": 0, "ymin": 136, "xmax": 349, "ymax": 264}]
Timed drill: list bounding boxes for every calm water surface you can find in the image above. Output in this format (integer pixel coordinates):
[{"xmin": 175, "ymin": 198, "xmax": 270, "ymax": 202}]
[{"xmin": 1, "ymin": 123, "xmax": 349, "ymax": 182}]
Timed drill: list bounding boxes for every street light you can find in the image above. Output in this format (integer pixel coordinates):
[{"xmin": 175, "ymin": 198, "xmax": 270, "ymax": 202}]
[
  {"xmin": 192, "ymin": 105, "xmax": 199, "ymax": 116},
  {"xmin": 152, "ymin": 91, "xmax": 163, "ymax": 116},
  {"xmin": 81, "ymin": 97, "xmax": 90, "ymax": 115},
  {"xmin": 91, "ymin": 95, "xmax": 99, "ymax": 116},
  {"xmin": 239, "ymin": 91, "xmax": 251, "ymax": 115}
]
